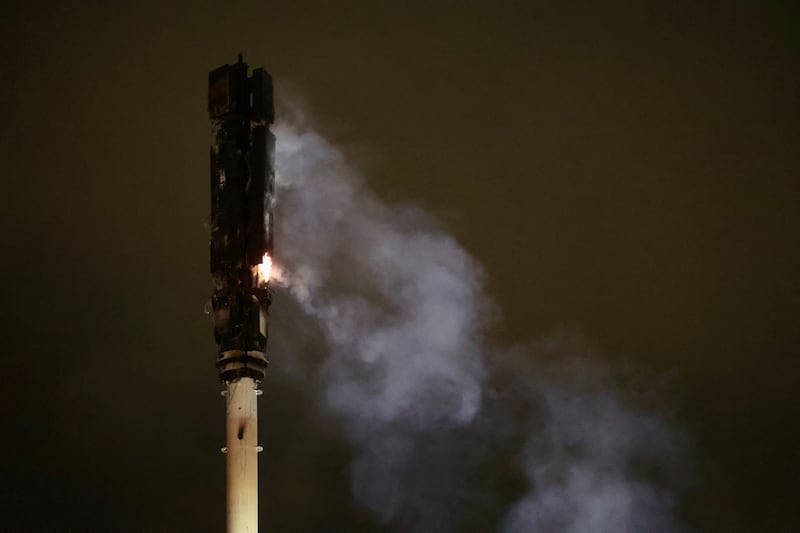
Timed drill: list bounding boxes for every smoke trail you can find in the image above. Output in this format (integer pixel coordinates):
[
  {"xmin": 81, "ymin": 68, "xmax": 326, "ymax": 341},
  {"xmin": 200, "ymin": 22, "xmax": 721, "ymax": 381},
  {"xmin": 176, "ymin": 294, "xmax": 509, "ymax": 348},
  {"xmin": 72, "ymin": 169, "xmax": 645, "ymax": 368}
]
[
  {"xmin": 499, "ymin": 334, "xmax": 687, "ymax": 533},
  {"xmin": 271, "ymin": 111, "xmax": 687, "ymax": 531}
]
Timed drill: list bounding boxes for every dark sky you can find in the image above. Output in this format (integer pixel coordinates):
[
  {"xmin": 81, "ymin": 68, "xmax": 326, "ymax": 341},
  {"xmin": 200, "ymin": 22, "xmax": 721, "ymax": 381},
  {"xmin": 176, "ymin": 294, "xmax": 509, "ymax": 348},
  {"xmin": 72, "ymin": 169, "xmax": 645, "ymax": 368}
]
[{"xmin": 1, "ymin": 1, "xmax": 799, "ymax": 531}]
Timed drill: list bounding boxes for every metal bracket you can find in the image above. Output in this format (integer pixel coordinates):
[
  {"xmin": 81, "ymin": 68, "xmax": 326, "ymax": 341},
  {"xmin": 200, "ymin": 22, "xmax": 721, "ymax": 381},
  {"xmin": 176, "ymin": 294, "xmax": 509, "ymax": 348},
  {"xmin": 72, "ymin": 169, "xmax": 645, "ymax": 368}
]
[{"xmin": 221, "ymin": 446, "xmax": 263, "ymax": 453}]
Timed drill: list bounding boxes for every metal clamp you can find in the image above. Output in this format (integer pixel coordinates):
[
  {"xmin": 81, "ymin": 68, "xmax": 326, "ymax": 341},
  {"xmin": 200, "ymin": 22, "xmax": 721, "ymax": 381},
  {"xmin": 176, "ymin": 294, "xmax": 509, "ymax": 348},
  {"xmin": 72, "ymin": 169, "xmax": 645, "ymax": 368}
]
[{"xmin": 221, "ymin": 446, "xmax": 263, "ymax": 453}]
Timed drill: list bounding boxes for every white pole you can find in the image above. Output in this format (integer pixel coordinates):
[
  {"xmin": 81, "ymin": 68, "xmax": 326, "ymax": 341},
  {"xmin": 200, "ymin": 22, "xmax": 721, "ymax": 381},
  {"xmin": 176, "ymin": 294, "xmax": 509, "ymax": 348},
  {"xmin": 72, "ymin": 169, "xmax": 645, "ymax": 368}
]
[{"xmin": 226, "ymin": 377, "xmax": 259, "ymax": 533}]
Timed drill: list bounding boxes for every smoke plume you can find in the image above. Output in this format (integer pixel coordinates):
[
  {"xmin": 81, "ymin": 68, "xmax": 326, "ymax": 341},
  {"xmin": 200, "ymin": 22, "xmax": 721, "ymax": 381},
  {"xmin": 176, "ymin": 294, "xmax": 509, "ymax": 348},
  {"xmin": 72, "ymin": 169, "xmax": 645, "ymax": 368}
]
[{"xmin": 270, "ymin": 110, "xmax": 687, "ymax": 532}]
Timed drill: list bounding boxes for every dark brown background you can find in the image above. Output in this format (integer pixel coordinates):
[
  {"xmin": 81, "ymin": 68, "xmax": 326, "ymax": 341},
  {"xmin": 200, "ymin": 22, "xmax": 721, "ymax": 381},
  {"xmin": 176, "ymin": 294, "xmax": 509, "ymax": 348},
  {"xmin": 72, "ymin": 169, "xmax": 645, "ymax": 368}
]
[{"xmin": 1, "ymin": 1, "xmax": 798, "ymax": 531}]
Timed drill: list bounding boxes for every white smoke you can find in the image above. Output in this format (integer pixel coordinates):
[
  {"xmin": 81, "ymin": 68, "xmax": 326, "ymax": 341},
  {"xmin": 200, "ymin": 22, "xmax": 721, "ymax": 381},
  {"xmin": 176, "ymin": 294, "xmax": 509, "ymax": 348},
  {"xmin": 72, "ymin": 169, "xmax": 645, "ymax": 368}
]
[
  {"xmin": 270, "ymin": 112, "xmax": 687, "ymax": 532},
  {"xmin": 499, "ymin": 335, "xmax": 687, "ymax": 533}
]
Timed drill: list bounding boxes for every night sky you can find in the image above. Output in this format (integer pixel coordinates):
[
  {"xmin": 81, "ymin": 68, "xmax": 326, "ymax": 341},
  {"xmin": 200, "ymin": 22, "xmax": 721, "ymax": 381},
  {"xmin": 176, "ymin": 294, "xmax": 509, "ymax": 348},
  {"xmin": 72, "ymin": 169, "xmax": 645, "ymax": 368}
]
[{"xmin": 2, "ymin": 1, "xmax": 799, "ymax": 531}]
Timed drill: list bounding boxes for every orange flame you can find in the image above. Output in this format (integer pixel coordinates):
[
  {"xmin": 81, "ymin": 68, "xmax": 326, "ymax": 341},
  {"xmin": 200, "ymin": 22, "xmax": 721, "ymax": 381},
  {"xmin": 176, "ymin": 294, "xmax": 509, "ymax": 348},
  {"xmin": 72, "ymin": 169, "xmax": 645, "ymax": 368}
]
[{"xmin": 257, "ymin": 253, "xmax": 272, "ymax": 283}]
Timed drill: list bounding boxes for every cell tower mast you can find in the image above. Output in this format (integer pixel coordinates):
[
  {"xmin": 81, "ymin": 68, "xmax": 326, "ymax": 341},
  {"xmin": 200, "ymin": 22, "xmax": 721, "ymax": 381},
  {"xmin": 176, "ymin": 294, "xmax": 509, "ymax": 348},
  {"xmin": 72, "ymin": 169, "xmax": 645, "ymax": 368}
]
[{"xmin": 208, "ymin": 54, "xmax": 275, "ymax": 533}]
